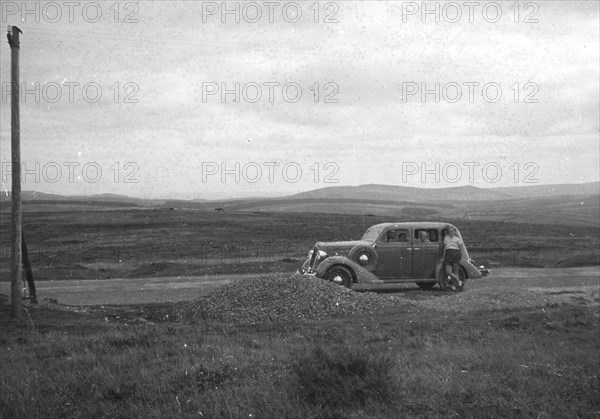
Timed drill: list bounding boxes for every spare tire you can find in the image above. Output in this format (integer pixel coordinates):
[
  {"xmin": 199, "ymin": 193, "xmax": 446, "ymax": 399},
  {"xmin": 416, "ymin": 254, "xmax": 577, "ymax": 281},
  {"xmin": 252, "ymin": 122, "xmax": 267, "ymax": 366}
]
[
  {"xmin": 438, "ymin": 266, "xmax": 466, "ymax": 292},
  {"xmin": 348, "ymin": 246, "xmax": 378, "ymax": 271}
]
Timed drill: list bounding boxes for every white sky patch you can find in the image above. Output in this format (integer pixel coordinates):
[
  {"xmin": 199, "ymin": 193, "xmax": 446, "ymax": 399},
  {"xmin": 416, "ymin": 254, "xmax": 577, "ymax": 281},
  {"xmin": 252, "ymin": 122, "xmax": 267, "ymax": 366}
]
[{"xmin": 0, "ymin": 0, "xmax": 598, "ymax": 199}]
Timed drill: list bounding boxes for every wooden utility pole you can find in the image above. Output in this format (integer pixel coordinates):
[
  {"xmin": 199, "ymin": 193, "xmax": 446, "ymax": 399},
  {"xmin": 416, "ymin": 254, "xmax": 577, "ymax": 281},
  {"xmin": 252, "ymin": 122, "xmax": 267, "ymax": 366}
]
[
  {"xmin": 7, "ymin": 26, "xmax": 23, "ymax": 318},
  {"xmin": 22, "ymin": 230, "xmax": 37, "ymax": 304}
]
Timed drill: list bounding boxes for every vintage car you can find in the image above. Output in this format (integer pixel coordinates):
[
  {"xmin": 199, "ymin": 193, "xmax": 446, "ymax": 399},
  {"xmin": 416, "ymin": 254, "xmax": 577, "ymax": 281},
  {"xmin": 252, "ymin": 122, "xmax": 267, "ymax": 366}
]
[{"xmin": 299, "ymin": 222, "xmax": 488, "ymax": 292}]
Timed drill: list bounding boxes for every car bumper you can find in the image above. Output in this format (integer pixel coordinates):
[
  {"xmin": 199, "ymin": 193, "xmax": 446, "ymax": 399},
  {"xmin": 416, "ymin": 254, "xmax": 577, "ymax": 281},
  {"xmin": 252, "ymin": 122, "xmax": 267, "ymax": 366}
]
[{"xmin": 296, "ymin": 268, "xmax": 317, "ymax": 276}]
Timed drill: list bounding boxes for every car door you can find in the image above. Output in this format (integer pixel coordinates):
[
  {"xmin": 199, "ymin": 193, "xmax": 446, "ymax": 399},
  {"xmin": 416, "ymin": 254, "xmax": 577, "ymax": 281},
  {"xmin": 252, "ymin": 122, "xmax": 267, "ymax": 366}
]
[
  {"xmin": 374, "ymin": 228, "xmax": 412, "ymax": 279},
  {"xmin": 412, "ymin": 228, "xmax": 442, "ymax": 278}
]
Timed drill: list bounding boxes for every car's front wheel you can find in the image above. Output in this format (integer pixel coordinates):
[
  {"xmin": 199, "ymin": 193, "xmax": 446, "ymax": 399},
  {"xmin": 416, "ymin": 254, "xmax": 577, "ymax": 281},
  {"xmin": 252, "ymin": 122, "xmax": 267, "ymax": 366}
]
[{"xmin": 325, "ymin": 266, "xmax": 353, "ymax": 289}]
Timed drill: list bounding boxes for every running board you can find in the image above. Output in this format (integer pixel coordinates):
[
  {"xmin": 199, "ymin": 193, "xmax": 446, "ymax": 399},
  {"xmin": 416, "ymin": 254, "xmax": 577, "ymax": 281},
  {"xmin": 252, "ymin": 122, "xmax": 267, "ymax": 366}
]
[{"xmin": 381, "ymin": 278, "xmax": 436, "ymax": 284}]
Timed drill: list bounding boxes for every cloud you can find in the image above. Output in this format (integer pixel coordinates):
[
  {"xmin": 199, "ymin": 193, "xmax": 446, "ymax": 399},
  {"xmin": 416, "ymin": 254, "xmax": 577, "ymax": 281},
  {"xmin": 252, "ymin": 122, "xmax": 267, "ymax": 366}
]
[{"xmin": 0, "ymin": 0, "xmax": 598, "ymax": 198}]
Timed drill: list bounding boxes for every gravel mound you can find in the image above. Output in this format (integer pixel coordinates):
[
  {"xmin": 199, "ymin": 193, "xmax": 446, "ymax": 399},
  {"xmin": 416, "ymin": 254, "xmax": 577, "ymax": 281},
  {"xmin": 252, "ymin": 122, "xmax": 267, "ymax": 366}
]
[
  {"xmin": 178, "ymin": 274, "xmax": 587, "ymax": 324},
  {"xmin": 178, "ymin": 273, "xmax": 411, "ymax": 323}
]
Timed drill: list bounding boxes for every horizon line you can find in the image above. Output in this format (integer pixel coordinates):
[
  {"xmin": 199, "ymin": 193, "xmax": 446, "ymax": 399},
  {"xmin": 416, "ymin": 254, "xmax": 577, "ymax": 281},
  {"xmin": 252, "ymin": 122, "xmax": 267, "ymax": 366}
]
[{"xmin": 1, "ymin": 180, "xmax": 598, "ymax": 201}]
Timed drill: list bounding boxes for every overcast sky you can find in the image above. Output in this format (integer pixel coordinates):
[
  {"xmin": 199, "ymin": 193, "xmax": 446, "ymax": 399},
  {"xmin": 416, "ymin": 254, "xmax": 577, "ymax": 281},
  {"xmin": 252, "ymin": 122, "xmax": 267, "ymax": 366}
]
[{"xmin": 0, "ymin": 1, "xmax": 598, "ymax": 199}]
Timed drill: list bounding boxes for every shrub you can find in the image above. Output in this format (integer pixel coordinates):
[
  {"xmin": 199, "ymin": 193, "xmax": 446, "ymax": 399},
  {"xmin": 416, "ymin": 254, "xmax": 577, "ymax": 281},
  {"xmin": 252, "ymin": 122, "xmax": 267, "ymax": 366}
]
[{"xmin": 291, "ymin": 345, "xmax": 399, "ymax": 409}]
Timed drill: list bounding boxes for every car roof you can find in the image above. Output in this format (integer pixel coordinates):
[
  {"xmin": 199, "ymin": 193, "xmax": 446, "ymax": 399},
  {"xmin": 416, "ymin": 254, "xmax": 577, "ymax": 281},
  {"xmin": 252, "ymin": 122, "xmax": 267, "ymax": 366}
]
[{"xmin": 368, "ymin": 222, "xmax": 455, "ymax": 230}]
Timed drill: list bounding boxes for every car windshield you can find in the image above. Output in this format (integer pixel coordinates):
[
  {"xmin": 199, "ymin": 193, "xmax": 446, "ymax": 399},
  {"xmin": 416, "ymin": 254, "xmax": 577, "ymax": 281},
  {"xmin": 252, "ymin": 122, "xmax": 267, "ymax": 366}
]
[{"xmin": 361, "ymin": 226, "xmax": 381, "ymax": 241}]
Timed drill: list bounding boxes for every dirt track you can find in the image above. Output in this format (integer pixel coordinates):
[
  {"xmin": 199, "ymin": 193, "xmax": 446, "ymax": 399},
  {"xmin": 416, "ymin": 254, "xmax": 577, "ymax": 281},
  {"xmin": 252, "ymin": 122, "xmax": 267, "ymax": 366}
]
[{"xmin": 1, "ymin": 267, "xmax": 598, "ymax": 306}]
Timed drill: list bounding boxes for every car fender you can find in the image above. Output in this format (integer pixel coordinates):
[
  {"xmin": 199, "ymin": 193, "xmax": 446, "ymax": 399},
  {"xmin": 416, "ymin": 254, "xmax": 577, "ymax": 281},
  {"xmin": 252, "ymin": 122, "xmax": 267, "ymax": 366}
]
[
  {"xmin": 434, "ymin": 259, "xmax": 482, "ymax": 280},
  {"xmin": 301, "ymin": 257, "xmax": 311, "ymax": 271},
  {"xmin": 315, "ymin": 256, "xmax": 384, "ymax": 284},
  {"xmin": 460, "ymin": 259, "xmax": 482, "ymax": 279}
]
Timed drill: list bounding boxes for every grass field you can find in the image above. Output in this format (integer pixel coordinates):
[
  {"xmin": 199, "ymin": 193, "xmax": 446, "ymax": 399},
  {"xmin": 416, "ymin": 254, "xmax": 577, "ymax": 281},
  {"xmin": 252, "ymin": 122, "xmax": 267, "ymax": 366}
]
[
  {"xmin": 1, "ymin": 291, "xmax": 599, "ymax": 418},
  {"xmin": 0, "ymin": 207, "xmax": 598, "ymax": 281},
  {"xmin": 1, "ymin": 205, "xmax": 599, "ymax": 418}
]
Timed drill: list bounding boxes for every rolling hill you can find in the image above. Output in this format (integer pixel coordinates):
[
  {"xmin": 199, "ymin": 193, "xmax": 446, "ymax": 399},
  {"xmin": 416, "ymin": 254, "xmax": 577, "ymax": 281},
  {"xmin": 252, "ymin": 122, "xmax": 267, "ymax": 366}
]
[
  {"xmin": 286, "ymin": 184, "xmax": 511, "ymax": 202},
  {"xmin": 286, "ymin": 182, "xmax": 599, "ymax": 202},
  {"xmin": 493, "ymin": 182, "xmax": 599, "ymax": 199},
  {"xmin": 1, "ymin": 183, "xmax": 597, "ymax": 226},
  {"xmin": 206, "ymin": 183, "xmax": 599, "ymax": 226}
]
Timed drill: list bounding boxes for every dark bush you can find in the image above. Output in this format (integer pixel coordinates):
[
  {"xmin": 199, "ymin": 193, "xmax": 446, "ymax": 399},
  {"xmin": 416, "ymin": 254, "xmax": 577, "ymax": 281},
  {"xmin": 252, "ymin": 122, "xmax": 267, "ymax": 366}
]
[{"xmin": 292, "ymin": 345, "xmax": 399, "ymax": 409}]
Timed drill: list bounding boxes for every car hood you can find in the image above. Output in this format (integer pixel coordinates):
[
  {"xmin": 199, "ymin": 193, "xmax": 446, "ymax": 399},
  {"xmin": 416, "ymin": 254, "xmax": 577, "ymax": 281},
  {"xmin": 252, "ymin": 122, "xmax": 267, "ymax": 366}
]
[{"xmin": 314, "ymin": 240, "xmax": 373, "ymax": 255}]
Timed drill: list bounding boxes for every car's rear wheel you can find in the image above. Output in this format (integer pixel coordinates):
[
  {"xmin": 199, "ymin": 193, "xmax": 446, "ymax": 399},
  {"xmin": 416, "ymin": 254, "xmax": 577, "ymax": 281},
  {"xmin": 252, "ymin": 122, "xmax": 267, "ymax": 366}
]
[
  {"xmin": 438, "ymin": 266, "xmax": 466, "ymax": 292},
  {"xmin": 325, "ymin": 266, "xmax": 353, "ymax": 289},
  {"xmin": 416, "ymin": 282, "xmax": 436, "ymax": 290}
]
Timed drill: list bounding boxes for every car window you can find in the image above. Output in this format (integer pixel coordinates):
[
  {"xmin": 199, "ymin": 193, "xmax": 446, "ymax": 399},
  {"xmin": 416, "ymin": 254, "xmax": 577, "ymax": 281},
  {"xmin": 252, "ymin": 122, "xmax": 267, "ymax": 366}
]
[
  {"xmin": 415, "ymin": 229, "xmax": 439, "ymax": 242},
  {"xmin": 380, "ymin": 229, "xmax": 410, "ymax": 243},
  {"xmin": 361, "ymin": 226, "xmax": 382, "ymax": 241}
]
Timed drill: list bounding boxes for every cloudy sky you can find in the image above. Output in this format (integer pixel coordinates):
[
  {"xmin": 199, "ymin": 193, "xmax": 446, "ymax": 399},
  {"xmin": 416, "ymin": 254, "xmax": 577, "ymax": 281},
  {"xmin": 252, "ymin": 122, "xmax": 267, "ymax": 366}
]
[{"xmin": 0, "ymin": 1, "xmax": 598, "ymax": 199}]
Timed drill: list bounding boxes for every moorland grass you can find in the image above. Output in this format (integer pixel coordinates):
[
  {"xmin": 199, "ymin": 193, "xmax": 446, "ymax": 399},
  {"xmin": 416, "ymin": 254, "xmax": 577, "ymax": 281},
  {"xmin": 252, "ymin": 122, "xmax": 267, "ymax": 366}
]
[{"xmin": 1, "ymin": 301, "xmax": 598, "ymax": 418}]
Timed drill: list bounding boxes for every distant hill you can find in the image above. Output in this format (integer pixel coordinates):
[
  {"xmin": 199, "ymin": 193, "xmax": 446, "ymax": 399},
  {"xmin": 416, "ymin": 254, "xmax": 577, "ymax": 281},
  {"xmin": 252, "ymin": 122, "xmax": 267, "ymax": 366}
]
[
  {"xmin": 208, "ymin": 182, "xmax": 599, "ymax": 226},
  {"xmin": 0, "ymin": 191, "xmax": 160, "ymax": 211},
  {"xmin": 286, "ymin": 182, "xmax": 599, "ymax": 202},
  {"xmin": 0, "ymin": 191, "xmax": 66, "ymax": 201},
  {"xmin": 2, "ymin": 182, "xmax": 596, "ymax": 204},
  {"xmin": 286, "ymin": 184, "xmax": 508, "ymax": 202},
  {"xmin": 492, "ymin": 182, "xmax": 599, "ymax": 198},
  {"xmin": 0, "ymin": 191, "xmax": 155, "ymax": 205},
  {"xmin": 465, "ymin": 193, "xmax": 600, "ymax": 227},
  {"xmin": 0, "ymin": 183, "xmax": 597, "ymax": 226}
]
